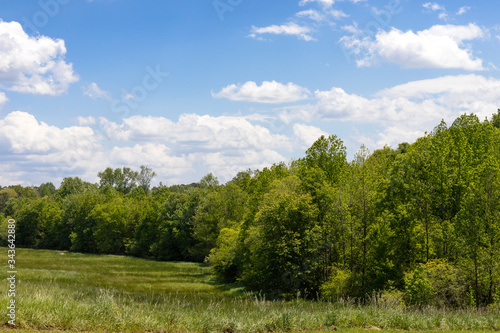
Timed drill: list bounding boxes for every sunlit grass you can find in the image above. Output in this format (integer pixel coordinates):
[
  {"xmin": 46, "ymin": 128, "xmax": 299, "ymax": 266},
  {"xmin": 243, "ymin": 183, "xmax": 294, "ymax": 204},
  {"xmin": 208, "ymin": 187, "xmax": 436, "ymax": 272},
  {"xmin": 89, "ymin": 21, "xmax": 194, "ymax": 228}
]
[{"xmin": 1, "ymin": 248, "xmax": 499, "ymax": 332}]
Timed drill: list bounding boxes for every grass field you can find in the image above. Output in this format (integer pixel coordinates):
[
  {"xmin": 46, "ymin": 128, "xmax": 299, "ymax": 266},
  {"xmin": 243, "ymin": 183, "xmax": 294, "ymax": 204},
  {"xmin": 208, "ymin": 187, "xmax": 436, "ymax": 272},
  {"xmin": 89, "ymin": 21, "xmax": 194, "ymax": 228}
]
[{"xmin": 1, "ymin": 248, "xmax": 499, "ymax": 332}]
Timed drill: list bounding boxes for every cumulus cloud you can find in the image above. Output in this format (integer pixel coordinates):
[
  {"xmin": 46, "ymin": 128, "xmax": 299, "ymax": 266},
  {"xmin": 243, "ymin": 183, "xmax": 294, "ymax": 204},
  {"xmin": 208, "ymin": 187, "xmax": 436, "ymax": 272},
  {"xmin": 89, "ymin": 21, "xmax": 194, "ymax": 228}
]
[
  {"xmin": 281, "ymin": 74, "xmax": 500, "ymax": 148},
  {"xmin": 188, "ymin": 149, "xmax": 287, "ymax": 182},
  {"xmin": 98, "ymin": 113, "xmax": 292, "ymax": 152},
  {"xmin": 0, "ymin": 111, "xmax": 296, "ymax": 185},
  {"xmin": 0, "ymin": 111, "xmax": 96, "ymax": 154},
  {"xmin": 376, "ymin": 74, "xmax": 500, "ymax": 121},
  {"xmin": 377, "ymin": 74, "xmax": 497, "ymax": 99},
  {"xmin": 0, "ymin": 21, "xmax": 79, "ymax": 96},
  {"xmin": 0, "ymin": 92, "xmax": 7, "ymax": 108},
  {"xmin": 341, "ymin": 23, "xmax": 485, "ymax": 70},
  {"xmin": 0, "ymin": 111, "xmax": 101, "ymax": 185},
  {"xmin": 83, "ymin": 83, "xmax": 111, "ymax": 100},
  {"xmin": 212, "ymin": 81, "xmax": 311, "ymax": 104},
  {"xmin": 5, "ymin": 74, "xmax": 500, "ymax": 185},
  {"xmin": 106, "ymin": 143, "xmax": 192, "ymax": 179},
  {"xmin": 293, "ymin": 123, "xmax": 328, "ymax": 147},
  {"xmin": 249, "ymin": 23, "xmax": 315, "ymax": 41}
]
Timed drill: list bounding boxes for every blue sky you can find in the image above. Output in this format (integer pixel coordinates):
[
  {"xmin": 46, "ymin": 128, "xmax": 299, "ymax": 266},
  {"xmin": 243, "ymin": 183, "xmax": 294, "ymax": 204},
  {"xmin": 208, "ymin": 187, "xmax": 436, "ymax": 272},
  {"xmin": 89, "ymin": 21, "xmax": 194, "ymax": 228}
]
[{"xmin": 1, "ymin": 0, "xmax": 499, "ymax": 186}]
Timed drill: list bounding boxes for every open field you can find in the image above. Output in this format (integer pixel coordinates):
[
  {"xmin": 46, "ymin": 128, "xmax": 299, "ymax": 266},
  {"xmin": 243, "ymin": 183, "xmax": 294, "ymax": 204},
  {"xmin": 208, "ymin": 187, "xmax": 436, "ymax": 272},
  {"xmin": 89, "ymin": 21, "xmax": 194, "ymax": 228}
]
[{"xmin": 1, "ymin": 248, "xmax": 499, "ymax": 332}]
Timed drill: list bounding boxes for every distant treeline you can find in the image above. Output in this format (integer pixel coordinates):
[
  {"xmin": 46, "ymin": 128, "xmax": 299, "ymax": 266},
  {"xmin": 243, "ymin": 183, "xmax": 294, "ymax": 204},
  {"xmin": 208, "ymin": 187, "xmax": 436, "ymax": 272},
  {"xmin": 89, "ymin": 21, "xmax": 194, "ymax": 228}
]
[{"xmin": 2, "ymin": 111, "xmax": 500, "ymax": 308}]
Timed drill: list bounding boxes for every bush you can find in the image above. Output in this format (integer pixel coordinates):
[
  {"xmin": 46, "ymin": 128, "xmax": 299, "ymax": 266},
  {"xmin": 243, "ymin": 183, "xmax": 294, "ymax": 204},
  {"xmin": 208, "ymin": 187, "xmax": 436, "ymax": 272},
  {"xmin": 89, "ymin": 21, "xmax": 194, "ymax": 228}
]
[
  {"xmin": 321, "ymin": 267, "xmax": 354, "ymax": 300},
  {"xmin": 404, "ymin": 260, "xmax": 466, "ymax": 307},
  {"xmin": 424, "ymin": 259, "xmax": 465, "ymax": 307},
  {"xmin": 404, "ymin": 264, "xmax": 434, "ymax": 306},
  {"xmin": 207, "ymin": 228, "xmax": 242, "ymax": 283}
]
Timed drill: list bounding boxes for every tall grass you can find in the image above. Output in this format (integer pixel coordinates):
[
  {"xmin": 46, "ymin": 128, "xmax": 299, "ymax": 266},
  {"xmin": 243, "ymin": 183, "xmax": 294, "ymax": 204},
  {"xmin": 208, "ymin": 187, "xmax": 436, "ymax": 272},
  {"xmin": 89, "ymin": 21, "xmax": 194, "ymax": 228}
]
[{"xmin": 1, "ymin": 248, "xmax": 499, "ymax": 332}]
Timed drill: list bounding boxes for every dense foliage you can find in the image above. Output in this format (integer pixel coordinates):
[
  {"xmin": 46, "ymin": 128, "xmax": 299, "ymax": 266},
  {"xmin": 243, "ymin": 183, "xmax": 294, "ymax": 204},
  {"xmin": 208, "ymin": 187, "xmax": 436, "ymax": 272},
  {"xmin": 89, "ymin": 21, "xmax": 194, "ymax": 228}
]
[{"xmin": 2, "ymin": 112, "xmax": 500, "ymax": 308}]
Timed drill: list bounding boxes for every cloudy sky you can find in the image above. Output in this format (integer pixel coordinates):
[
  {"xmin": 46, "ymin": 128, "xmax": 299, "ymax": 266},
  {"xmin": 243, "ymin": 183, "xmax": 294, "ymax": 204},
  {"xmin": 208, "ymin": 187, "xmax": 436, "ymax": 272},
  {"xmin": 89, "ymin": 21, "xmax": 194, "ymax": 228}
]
[{"xmin": 0, "ymin": 0, "xmax": 499, "ymax": 186}]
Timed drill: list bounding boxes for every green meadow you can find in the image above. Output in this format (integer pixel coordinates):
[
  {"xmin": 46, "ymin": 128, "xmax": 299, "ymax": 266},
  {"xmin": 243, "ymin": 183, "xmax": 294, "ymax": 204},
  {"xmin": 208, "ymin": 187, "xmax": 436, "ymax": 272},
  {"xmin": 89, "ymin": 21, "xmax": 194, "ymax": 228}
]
[{"xmin": 1, "ymin": 248, "xmax": 499, "ymax": 332}]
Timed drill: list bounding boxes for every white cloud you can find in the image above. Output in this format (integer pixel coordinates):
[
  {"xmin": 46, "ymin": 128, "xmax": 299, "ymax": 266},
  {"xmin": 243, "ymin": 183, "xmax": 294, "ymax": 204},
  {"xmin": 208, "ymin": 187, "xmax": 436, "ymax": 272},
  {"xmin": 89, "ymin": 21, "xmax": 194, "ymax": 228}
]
[
  {"xmin": 423, "ymin": 2, "xmax": 448, "ymax": 21},
  {"xmin": 83, "ymin": 82, "xmax": 111, "ymax": 100},
  {"xmin": 299, "ymin": 0, "xmax": 335, "ymax": 8},
  {"xmin": 0, "ymin": 111, "xmax": 102, "ymax": 184},
  {"xmin": 342, "ymin": 21, "xmax": 360, "ymax": 34},
  {"xmin": 121, "ymin": 89, "xmax": 135, "ymax": 101},
  {"xmin": 0, "ymin": 111, "xmax": 295, "ymax": 185},
  {"xmin": 98, "ymin": 113, "xmax": 292, "ymax": 152},
  {"xmin": 188, "ymin": 149, "xmax": 286, "ymax": 183},
  {"xmin": 0, "ymin": 111, "xmax": 96, "ymax": 154},
  {"xmin": 377, "ymin": 74, "xmax": 497, "ymax": 99},
  {"xmin": 296, "ymin": 3, "xmax": 348, "ymax": 21},
  {"xmin": 281, "ymin": 74, "xmax": 500, "ymax": 148},
  {"xmin": 4, "ymin": 72, "xmax": 500, "ymax": 186},
  {"xmin": 96, "ymin": 113, "xmax": 296, "ymax": 183},
  {"xmin": 376, "ymin": 126, "xmax": 425, "ymax": 148},
  {"xmin": 77, "ymin": 116, "xmax": 97, "ymax": 126},
  {"xmin": 0, "ymin": 21, "xmax": 79, "ymax": 96},
  {"xmin": 107, "ymin": 143, "xmax": 191, "ymax": 178},
  {"xmin": 438, "ymin": 13, "xmax": 449, "ymax": 21},
  {"xmin": 296, "ymin": 9, "xmax": 326, "ymax": 22},
  {"xmin": 0, "ymin": 92, "xmax": 7, "ymax": 108},
  {"xmin": 341, "ymin": 23, "xmax": 485, "ymax": 70},
  {"xmin": 423, "ymin": 2, "xmax": 445, "ymax": 11},
  {"xmin": 376, "ymin": 74, "xmax": 500, "ymax": 120},
  {"xmin": 252, "ymin": 0, "xmax": 353, "ymax": 42},
  {"xmin": 0, "ymin": 112, "xmax": 175, "ymax": 185},
  {"xmin": 212, "ymin": 81, "xmax": 311, "ymax": 104},
  {"xmin": 249, "ymin": 23, "xmax": 315, "ymax": 41},
  {"xmin": 457, "ymin": 6, "xmax": 471, "ymax": 15},
  {"xmin": 293, "ymin": 123, "xmax": 328, "ymax": 147},
  {"xmin": 329, "ymin": 9, "xmax": 349, "ymax": 19}
]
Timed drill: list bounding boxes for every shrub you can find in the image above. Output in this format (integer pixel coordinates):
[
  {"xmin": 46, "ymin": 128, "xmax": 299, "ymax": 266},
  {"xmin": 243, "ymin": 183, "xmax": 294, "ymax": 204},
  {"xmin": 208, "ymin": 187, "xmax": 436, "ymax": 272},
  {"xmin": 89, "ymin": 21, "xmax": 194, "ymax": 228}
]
[
  {"xmin": 207, "ymin": 227, "xmax": 242, "ymax": 283},
  {"xmin": 404, "ymin": 260, "xmax": 467, "ymax": 307},
  {"xmin": 321, "ymin": 267, "xmax": 353, "ymax": 300},
  {"xmin": 404, "ymin": 264, "xmax": 434, "ymax": 306},
  {"xmin": 424, "ymin": 259, "xmax": 465, "ymax": 307}
]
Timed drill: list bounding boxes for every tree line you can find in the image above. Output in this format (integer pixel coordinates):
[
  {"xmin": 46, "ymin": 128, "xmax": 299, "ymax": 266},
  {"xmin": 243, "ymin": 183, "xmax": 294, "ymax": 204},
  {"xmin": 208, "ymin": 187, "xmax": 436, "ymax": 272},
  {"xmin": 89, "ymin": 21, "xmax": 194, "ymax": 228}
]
[{"xmin": 1, "ymin": 111, "xmax": 500, "ymax": 308}]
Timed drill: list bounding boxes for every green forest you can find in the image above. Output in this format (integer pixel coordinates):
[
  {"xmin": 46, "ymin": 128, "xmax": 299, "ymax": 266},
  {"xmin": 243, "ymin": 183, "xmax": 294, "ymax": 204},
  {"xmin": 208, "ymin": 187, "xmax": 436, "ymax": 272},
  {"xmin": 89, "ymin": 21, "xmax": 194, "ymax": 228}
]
[{"xmin": 2, "ymin": 111, "xmax": 500, "ymax": 309}]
